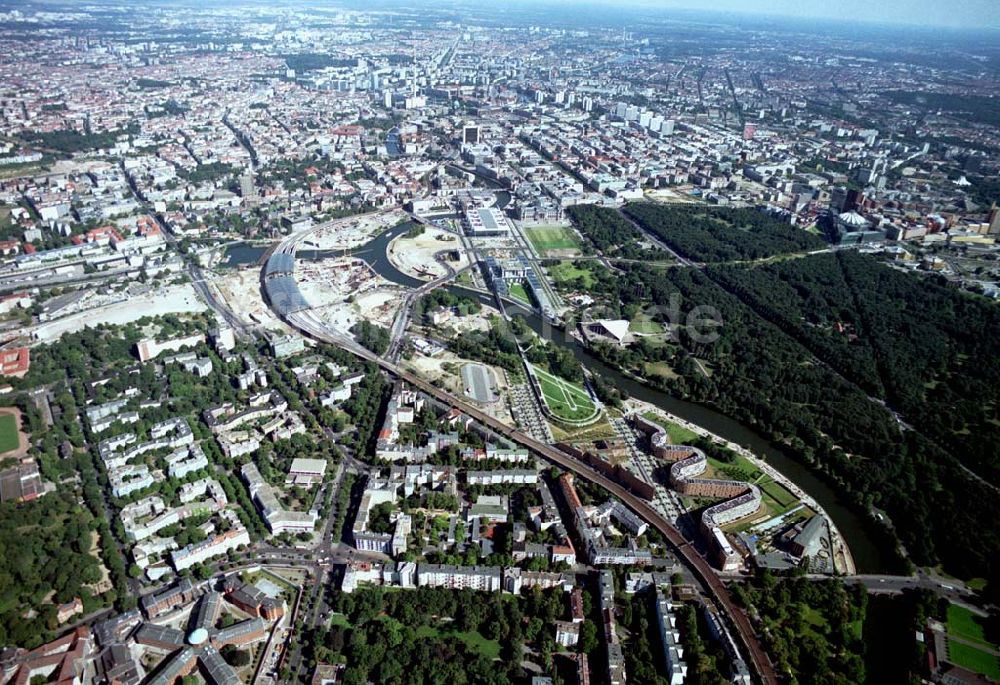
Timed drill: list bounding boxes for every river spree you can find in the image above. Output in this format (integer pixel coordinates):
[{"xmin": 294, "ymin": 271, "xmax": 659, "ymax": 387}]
[{"xmin": 316, "ymin": 222, "xmax": 898, "ymax": 573}]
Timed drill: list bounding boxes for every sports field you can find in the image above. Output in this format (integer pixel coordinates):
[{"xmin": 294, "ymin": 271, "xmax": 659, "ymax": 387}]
[
  {"xmin": 533, "ymin": 366, "xmax": 598, "ymax": 423},
  {"xmin": 524, "ymin": 226, "xmax": 580, "ymax": 253},
  {"xmin": 0, "ymin": 413, "xmax": 20, "ymax": 454}
]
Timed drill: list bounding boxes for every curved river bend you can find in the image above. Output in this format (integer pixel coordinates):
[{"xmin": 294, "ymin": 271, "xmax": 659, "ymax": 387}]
[{"xmin": 298, "ymin": 222, "xmax": 898, "ymax": 573}]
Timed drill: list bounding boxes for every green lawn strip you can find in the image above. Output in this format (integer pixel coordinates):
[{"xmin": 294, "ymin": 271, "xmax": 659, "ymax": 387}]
[
  {"xmin": 0, "ymin": 414, "xmax": 20, "ymax": 454},
  {"xmin": 638, "ymin": 412, "xmax": 700, "ymax": 444},
  {"xmin": 947, "ymin": 604, "xmax": 993, "ymax": 648},
  {"xmin": 948, "ymin": 640, "xmax": 1000, "ymax": 679},
  {"xmin": 328, "ymin": 613, "xmax": 351, "ymax": 628},
  {"xmin": 508, "ymin": 282, "xmax": 532, "ymax": 305}
]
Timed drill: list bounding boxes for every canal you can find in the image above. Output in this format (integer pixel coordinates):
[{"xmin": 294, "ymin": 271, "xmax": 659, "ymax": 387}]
[{"xmin": 300, "ymin": 222, "xmax": 898, "ymax": 573}]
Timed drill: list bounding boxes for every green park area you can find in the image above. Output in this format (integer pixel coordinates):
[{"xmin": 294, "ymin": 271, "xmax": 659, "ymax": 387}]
[
  {"xmin": 947, "ymin": 640, "xmax": 1000, "ymax": 680},
  {"xmin": 547, "ymin": 260, "xmax": 595, "ymax": 289},
  {"xmin": 414, "ymin": 625, "xmax": 502, "ymax": 659},
  {"xmin": 533, "ymin": 365, "xmax": 599, "ymax": 424},
  {"xmin": 524, "ymin": 226, "xmax": 579, "ymax": 253},
  {"xmin": 948, "ymin": 604, "xmax": 992, "ymax": 647},
  {"xmin": 641, "ymin": 412, "xmax": 698, "ymax": 444},
  {"xmin": 629, "ymin": 318, "xmax": 663, "ymax": 335},
  {"xmin": 508, "ymin": 282, "xmax": 532, "ymax": 305},
  {"xmin": 0, "ymin": 414, "xmax": 20, "ymax": 454},
  {"xmin": 327, "ymin": 613, "xmax": 501, "ymax": 660},
  {"xmin": 946, "ymin": 602, "xmax": 1000, "ymax": 677}
]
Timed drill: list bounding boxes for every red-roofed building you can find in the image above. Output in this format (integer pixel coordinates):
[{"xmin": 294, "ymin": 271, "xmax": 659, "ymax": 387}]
[
  {"xmin": 0, "ymin": 240, "xmax": 20, "ymax": 257},
  {"xmin": 0, "ymin": 626, "xmax": 93, "ymax": 685},
  {"xmin": 0, "ymin": 348, "xmax": 29, "ymax": 378},
  {"xmin": 56, "ymin": 598, "xmax": 83, "ymax": 625},
  {"xmin": 332, "ymin": 125, "xmax": 362, "ymax": 137},
  {"xmin": 136, "ymin": 215, "xmax": 161, "ymax": 237},
  {"xmin": 82, "ymin": 226, "xmax": 123, "ymax": 246}
]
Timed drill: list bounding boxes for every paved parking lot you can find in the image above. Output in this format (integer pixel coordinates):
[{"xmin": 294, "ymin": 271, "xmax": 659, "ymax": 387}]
[
  {"xmin": 461, "ymin": 362, "xmax": 499, "ymax": 403},
  {"xmin": 508, "ymin": 381, "xmax": 553, "ymax": 443}
]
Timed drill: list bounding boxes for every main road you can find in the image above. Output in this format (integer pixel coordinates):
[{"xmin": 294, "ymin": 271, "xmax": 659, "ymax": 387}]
[{"xmin": 261, "ymin": 224, "xmax": 780, "ymax": 685}]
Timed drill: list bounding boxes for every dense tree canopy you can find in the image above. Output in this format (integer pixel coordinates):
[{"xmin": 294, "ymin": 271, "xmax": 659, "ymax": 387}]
[
  {"xmin": 571, "ymin": 252, "xmax": 1000, "ymax": 580},
  {"xmin": 622, "ymin": 203, "xmax": 825, "ymax": 262}
]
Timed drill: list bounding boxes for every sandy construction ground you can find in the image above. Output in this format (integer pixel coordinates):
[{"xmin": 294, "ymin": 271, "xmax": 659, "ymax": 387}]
[
  {"xmin": 644, "ymin": 187, "xmax": 700, "ymax": 203},
  {"xmin": 308, "ymin": 209, "xmax": 410, "ymax": 251},
  {"xmin": 308, "ymin": 288, "xmax": 404, "ymax": 334},
  {"xmin": 215, "ymin": 270, "xmax": 291, "ymax": 332},
  {"xmin": 297, "ymin": 255, "xmax": 406, "ymax": 333},
  {"xmin": 387, "ymin": 227, "xmax": 468, "ymax": 281},
  {"xmin": 32, "ymin": 283, "xmax": 208, "ymax": 341},
  {"xmin": 296, "ymin": 257, "xmax": 380, "ymax": 308}
]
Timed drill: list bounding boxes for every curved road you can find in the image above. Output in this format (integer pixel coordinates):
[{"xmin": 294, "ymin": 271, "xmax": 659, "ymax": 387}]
[{"xmin": 262, "ymin": 229, "xmax": 779, "ymax": 685}]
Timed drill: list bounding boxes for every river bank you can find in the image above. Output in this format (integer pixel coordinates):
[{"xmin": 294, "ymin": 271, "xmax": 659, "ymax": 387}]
[{"xmin": 625, "ymin": 397, "xmax": 857, "ymax": 575}]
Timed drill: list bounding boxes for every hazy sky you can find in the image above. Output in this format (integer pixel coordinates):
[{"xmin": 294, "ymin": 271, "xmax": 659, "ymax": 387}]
[{"xmin": 611, "ymin": 0, "xmax": 998, "ymax": 30}]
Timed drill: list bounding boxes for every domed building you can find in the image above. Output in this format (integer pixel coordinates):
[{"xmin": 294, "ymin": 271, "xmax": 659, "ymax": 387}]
[
  {"xmin": 835, "ymin": 211, "xmax": 871, "ymax": 232},
  {"xmin": 829, "ymin": 210, "xmax": 885, "ymax": 245}
]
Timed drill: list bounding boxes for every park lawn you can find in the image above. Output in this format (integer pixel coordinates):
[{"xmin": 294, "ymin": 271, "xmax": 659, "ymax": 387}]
[
  {"xmin": 414, "ymin": 625, "xmax": 501, "ymax": 659},
  {"xmin": 534, "ymin": 366, "xmax": 597, "ymax": 423},
  {"xmin": 640, "ymin": 412, "xmax": 698, "ymax": 444},
  {"xmin": 328, "ymin": 613, "xmax": 351, "ymax": 628},
  {"xmin": 758, "ymin": 481, "xmax": 799, "ymax": 517},
  {"xmin": 0, "ymin": 414, "xmax": 19, "ymax": 454},
  {"xmin": 629, "ymin": 318, "xmax": 663, "ymax": 335},
  {"xmin": 757, "ymin": 479, "xmax": 799, "ymax": 513},
  {"xmin": 508, "ymin": 282, "xmax": 532, "ymax": 305},
  {"xmin": 547, "ymin": 261, "xmax": 595, "ymax": 289},
  {"xmin": 643, "ymin": 361, "xmax": 679, "ymax": 379},
  {"xmin": 948, "ymin": 604, "xmax": 992, "ymax": 648},
  {"xmin": 948, "ymin": 640, "xmax": 1000, "ymax": 679},
  {"xmin": 524, "ymin": 226, "xmax": 580, "ymax": 252},
  {"xmin": 707, "ymin": 452, "xmax": 763, "ymax": 482}
]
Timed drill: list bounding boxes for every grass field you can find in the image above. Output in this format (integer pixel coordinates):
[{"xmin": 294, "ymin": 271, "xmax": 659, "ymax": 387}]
[
  {"xmin": 547, "ymin": 261, "xmax": 595, "ymax": 289},
  {"xmin": 948, "ymin": 640, "xmax": 1000, "ymax": 679},
  {"xmin": 642, "ymin": 412, "xmax": 699, "ymax": 444},
  {"xmin": 948, "ymin": 604, "xmax": 992, "ymax": 647},
  {"xmin": 546, "ymin": 261, "xmax": 594, "ymax": 290},
  {"xmin": 629, "ymin": 319, "xmax": 663, "ymax": 334},
  {"xmin": 524, "ymin": 226, "xmax": 579, "ymax": 253},
  {"xmin": 0, "ymin": 414, "xmax": 20, "ymax": 454},
  {"xmin": 533, "ymin": 366, "xmax": 598, "ymax": 423},
  {"xmin": 508, "ymin": 282, "xmax": 532, "ymax": 305},
  {"xmin": 414, "ymin": 625, "xmax": 501, "ymax": 659},
  {"xmin": 643, "ymin": 361, "xmax": 679, "ymax": 379}
]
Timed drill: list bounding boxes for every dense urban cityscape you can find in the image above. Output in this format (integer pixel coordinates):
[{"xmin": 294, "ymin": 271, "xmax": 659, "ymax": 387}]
[{"xmin": 0, "ymin": 1, "xmax": 997, "ymax": 685}]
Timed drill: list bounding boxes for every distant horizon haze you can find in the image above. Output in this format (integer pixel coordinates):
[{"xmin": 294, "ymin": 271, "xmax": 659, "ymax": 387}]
[{"xmin": 530, "ymin": 0, "xmax": 1000, "ymax": 30}]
